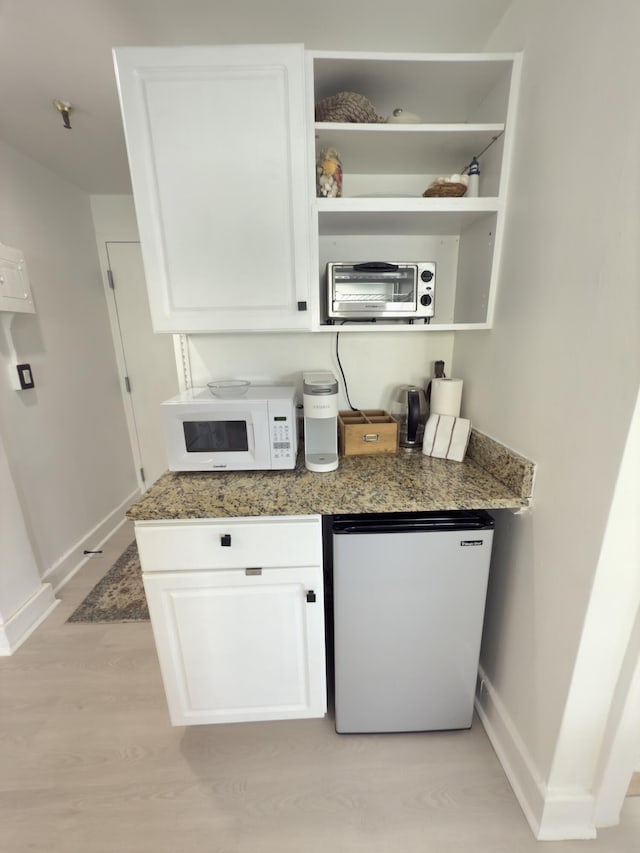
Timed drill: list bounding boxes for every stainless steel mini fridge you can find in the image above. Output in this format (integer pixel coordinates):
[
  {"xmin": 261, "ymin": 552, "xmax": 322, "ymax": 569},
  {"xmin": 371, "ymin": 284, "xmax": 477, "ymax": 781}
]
[{"xmin": 331, "ymin": 511, "xmax": 494, "ymax": 734}]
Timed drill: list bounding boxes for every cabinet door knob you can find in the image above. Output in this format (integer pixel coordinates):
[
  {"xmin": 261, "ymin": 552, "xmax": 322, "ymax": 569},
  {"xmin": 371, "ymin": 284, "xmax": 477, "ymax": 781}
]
[
  {"xmin": 306, "ymin": 590, "xmax": 316, "ymax": 603},
  {"xmin": 220, "ymin": 534, "xmax": 231, "ymax": 546}
]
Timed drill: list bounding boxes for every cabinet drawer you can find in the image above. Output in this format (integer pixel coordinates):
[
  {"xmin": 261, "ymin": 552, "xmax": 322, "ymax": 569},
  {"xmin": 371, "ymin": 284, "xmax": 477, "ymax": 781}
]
[{"xmin": 135, "ymin": 515, "xmax": 322, "ymax": 572}]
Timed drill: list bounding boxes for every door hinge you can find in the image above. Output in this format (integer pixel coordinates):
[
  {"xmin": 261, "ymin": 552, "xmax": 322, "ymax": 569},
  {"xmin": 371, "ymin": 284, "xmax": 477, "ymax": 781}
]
[
  {"xmin": 306, "ymin": 590, "xmax": 317, "ymax": 603},
  {"xmin": 140, "ymin": 467, "xmax": 146, "ymax": 483},
  {"xmin": 107, "ymin": 269, "xmax": 115, "ymax": 289},
  {"xmin": 124, "ymin": 376, "xmax": 131, "ymax": 393}
]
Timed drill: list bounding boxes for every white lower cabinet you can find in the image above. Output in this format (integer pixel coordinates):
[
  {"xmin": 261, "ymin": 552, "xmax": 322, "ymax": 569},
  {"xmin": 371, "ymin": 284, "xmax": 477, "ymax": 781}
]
[{"xmin": 135, "ymin": 516, "xmax": 326, "ymax": 726}]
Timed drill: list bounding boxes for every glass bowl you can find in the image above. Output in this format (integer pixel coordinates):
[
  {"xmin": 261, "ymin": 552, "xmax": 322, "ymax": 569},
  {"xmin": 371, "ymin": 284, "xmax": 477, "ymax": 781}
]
[{"xmin": 207, "ymin": 379, "xmax": 250, "ymax": 398}]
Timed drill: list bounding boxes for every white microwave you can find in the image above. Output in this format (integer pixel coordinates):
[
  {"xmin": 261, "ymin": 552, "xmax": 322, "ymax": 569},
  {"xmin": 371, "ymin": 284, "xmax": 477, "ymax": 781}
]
[{"xmin": 161, "ymin": 386, "xmax": 298, "ymax": 472}]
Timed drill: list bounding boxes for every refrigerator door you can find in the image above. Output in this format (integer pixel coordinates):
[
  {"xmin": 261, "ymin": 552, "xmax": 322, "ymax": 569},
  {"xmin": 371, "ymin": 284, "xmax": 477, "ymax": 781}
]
[{"xmin": 332, "ymin": 513, "xmax": 494, "ymax": 734}]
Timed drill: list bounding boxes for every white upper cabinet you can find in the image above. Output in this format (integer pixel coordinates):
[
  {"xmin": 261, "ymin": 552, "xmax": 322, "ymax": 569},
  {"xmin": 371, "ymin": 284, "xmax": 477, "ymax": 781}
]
[
  {"xmin": 308, "ymin": 51, "xmax": 521, "ymax": 331},
  {"xmin": 114, "ymin": 46, "xmax": 521, "ymax": 334},
  {"xmin": 114, "ymin": 45, "xmax": 312, "ymax": 333}
]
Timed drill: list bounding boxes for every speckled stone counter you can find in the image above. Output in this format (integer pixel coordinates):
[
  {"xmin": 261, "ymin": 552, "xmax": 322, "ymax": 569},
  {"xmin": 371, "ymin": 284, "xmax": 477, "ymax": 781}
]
[{"xmin": 127, "ymin": 434, "xmax": 533, "ymax": 521}]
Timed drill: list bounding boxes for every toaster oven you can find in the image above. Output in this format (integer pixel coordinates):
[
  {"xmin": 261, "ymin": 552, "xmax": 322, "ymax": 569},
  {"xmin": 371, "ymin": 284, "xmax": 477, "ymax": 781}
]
[{"xmin": 327, "ymin": 261, "xmax": 436, "ymax": 321}]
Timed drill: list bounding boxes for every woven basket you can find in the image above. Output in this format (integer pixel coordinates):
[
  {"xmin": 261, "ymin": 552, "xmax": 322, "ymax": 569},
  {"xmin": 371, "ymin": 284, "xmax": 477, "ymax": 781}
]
[
  {"xmin": 423, "ymin": 182, "xmax": 467, "ymax": 198},
  {"xmin": 315, "ymin": 91, "xmax": 383, "ymax": 124}
]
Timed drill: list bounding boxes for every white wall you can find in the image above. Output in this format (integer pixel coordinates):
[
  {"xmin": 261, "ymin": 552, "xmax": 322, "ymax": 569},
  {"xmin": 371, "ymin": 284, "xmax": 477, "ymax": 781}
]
[
  {"xmin": 0, "ymin": 140, "xmax": 139, "ymax": 601},
  {"xmin": 0, "ymin": 432, "xmax": 58, "ymax": 654},
  {"xmin": 456, "ymin": 0, "xmax": 640, "ymax": 838},
  {"xmin": 188, "ymin": 332, "xmax": 454, "ymax": 414},
  {"xmin": 0, "ymin": 435, "xmax": 42, "ymax": 618},
  {"xmin": 120, "ymin": 0, "xmax": 512, "ymax": 53}
]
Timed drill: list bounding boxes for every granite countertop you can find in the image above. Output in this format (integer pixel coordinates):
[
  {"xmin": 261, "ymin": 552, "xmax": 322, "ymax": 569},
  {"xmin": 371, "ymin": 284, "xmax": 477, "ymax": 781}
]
[{"xmin": 127, "ymin": 433, "xmax": 534, "ymax": 521}]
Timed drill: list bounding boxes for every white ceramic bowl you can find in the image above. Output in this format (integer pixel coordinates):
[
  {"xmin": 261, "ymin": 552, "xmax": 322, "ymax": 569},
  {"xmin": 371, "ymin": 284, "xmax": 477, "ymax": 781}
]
[{"xmin": 207, "ymin": 379, "xmax": 250, "ymax": 398}]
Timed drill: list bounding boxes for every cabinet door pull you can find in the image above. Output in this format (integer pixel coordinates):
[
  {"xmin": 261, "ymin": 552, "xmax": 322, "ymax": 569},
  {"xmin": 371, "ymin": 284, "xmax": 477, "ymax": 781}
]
[
  {"xmin": 306, "ymin": 590, "xmax": 317, "ymax": 603},
  {"xmin": 220, "ymin": 534, "xmax": 231, "ymax": 546}
]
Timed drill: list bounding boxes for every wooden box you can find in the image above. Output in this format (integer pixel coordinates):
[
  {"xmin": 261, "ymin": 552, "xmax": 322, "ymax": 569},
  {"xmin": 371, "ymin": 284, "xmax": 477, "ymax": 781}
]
[{"xmin": 338, "ymin": 410, "xmax": 399, "ymax": 456}]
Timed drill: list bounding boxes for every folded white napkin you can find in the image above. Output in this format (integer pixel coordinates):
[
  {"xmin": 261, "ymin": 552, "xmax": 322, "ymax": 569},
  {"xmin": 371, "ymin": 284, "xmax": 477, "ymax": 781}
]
[{"xmin": 422, "ymin": 414, "xmax": 471, "ymax": 462}]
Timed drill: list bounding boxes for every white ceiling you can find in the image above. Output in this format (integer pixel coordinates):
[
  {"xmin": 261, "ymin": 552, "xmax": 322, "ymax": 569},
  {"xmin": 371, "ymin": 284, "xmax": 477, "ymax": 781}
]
[{"xmin": 0, "ymin": 0, "xmax": 512, "ymax": 194}]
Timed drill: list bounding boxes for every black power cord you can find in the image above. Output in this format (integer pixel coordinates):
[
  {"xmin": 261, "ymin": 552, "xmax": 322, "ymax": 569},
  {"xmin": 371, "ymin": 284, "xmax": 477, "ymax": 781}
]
[{"xmin": 335, "ymin": 330, "xmax": 357, "ymax": 410}]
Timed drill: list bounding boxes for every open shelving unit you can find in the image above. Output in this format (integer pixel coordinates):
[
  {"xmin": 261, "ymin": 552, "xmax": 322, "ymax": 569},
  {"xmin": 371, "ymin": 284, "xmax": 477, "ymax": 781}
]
[{"xmin": 307, "ymin": 51, "xmax": 521, "ymax": 331}]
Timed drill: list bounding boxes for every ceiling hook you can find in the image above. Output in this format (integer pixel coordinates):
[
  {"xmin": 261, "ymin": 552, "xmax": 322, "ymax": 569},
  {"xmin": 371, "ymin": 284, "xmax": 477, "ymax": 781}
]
[{"xmin": 53, "ymin": 99, "xmax": 73, "ymax": 129}]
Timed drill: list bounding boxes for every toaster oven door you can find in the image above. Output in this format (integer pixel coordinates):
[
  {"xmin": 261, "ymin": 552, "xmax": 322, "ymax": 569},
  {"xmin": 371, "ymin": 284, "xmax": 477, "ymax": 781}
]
[{"xmin": 329, "ymin": 263, "xmax": 417, "ymax": 316}]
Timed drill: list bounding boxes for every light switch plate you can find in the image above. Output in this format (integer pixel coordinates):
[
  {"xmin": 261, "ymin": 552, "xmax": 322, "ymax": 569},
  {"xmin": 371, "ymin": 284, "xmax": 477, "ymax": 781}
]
[{"xmin": 16, "ymin": 363, "xmax": 35, "ymax": 389}]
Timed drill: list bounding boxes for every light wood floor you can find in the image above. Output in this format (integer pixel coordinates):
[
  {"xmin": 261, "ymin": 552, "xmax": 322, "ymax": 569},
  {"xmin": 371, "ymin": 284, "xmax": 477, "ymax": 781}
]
[{"xmin": 2, "ymin": 520, "xmax": 639, "ymax": 853}]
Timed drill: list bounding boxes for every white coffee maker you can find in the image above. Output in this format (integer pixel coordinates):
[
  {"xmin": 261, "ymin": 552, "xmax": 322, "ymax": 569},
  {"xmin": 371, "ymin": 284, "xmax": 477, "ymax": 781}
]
[{"xmin": 303, "ymin": 371, "xmax": 339, "ymax": 472}]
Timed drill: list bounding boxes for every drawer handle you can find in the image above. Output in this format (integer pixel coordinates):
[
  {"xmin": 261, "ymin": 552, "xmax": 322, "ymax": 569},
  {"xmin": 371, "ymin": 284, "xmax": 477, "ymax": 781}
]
[
  {"xmin": 220, "ymin": 534, "xmax": 231, "ymax": 547},
  {"xmin": 245, "ymin": 568, "xmax": 262, "ymax": 576},
  {"xmin": 363, "ymin": 433, "xmax": 380, "ymax": 442}
]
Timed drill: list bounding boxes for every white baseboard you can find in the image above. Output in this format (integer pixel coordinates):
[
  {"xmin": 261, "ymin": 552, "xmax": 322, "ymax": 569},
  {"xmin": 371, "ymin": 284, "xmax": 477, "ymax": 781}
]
[
  {"xmin": 0, "ymin": 583, "xmax": 59, "ymax": 655},
  {"xmin": 475, "ymin": 666, "xmax": 597, "ymax": 841},
  {"xmin": 41, "ymin": 488, "xmax": 140, "ymax": 592}
]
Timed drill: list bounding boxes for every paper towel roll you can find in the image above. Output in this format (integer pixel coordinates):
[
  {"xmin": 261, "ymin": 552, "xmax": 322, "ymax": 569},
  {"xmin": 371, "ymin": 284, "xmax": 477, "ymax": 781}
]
[{"xmin": 430, "ymin": 378, "xmax": 463, "ymax": 417}]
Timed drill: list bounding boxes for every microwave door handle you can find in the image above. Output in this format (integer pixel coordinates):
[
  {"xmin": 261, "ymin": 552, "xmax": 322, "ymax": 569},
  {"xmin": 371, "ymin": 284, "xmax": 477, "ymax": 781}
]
[{"xmin": 246, "ymin": 420, "xmax": 256, "ymax": 453}]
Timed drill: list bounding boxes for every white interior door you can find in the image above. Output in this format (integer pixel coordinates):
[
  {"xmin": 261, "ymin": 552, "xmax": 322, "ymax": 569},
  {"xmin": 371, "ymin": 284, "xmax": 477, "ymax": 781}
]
[{"xmin": 106, "ymin": 241, "xmax": 179, "ymax": 488}]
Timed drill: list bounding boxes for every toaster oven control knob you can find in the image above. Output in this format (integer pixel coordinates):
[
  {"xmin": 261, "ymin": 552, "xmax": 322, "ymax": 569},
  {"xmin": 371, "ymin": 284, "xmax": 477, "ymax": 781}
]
[
  {"xmin": 421, "ymin": 269, "xmax": 434, "ymax": 282},
  {"xmin": 420, "ymin": 294, "xmax": 433, "ymax": 306}
]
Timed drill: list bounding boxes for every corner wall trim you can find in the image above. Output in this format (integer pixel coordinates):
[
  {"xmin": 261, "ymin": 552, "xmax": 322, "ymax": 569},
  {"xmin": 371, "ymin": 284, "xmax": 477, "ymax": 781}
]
[
  {"xmin": 475, "ymin": 665, "xmax": 597, "ymax": 841},
  {"xmin": 0, "ymin": 584, "xmax": 59, "ymax": 656}
]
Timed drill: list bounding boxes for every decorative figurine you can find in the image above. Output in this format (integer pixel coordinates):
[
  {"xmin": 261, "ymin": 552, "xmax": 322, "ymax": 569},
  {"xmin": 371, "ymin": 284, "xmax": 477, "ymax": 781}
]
[{"xmin": 316, "ymin": 148, "xmax": 343, "ymax": 198}]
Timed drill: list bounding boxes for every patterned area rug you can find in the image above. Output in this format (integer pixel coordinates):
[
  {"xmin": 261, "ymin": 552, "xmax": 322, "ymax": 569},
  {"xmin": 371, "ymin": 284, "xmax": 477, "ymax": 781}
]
[{"xmin": 68, "ymin": 541, "xmax": 149, "ymax": 623}]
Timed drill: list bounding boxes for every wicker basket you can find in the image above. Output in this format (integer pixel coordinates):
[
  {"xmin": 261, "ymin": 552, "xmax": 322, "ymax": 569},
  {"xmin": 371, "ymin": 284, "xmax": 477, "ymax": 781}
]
[
  {"xmin": 315, "ymin": 91, "xmax": 383, "ymax": 124},
  {"xmin": 423, "ymin": 182, "xmax": 467, "ymax": 198}
]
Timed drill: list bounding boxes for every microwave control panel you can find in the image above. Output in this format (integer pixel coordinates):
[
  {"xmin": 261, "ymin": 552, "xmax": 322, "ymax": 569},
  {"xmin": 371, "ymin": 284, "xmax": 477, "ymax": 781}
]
[{"xmin": 268, "ymin": 401, "xmax": 298, "ymax": 468}]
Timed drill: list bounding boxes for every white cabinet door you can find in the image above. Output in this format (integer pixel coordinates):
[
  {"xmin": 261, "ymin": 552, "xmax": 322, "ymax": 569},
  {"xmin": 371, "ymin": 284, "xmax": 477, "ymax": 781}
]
[
  {"xmin": 143, "ymin": 565, "xmax": 326, "ymax": 726},
  {"xmin": 114, "ymin": 45, "xmax": 312, "ymax": 333}
]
